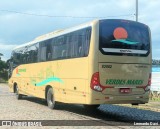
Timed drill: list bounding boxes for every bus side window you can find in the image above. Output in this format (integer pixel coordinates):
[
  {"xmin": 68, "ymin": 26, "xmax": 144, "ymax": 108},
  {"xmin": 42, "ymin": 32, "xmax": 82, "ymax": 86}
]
[
  {"xmin": 62, "ymin": 50, "xmax": 66, "ymax": 57},
  {"xmin": 78, "ymin": 46, "xmax": 82, "ymax": 56},
  {"xmin": 69, "ymin": 31, "xmax": 79, "ymax": 58},
  {"xmin": 41, "ymin": 47, "xmax": 47, "ymax": 61},
  {"xmin": 51, "ymin": 38, "xmax": 56, "ymax": 60},
  {"xmin": 55, "ymin": 36, "xmax": 67, "ymax": 59},
  {"xmin": 78, "ymin": 29, "xmax": 84, "ymax": 57},
  {"xmin": 84, "ymin": 28, "xmax": 91, "ymax": 56},
  {"xmin": 38, "ymin": 41, "xmax": 46, "ymax": 62},
  {"xmin": 12, "ymin": 51, "xmax": 19, "ymax": 67},
  {"xmin": 80, "ymin": 30, "xmax": 86, "ymax": 57},
  {"xmin": 66, "ymin": 34, "xmax": 71, "ymax": 58},
  {"xmin": 46, "ymin": 39, "xmax": 52, "ymax": 61},
  {"xmin": 47, "ymin": 52, "xmax": 52, "ymax": 60}
]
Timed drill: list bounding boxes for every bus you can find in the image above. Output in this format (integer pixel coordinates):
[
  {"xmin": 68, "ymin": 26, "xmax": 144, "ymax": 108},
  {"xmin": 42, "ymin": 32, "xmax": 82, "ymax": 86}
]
[{"xmin": 8, "ymin": 19, "xmax": 152, "ymax": 110}]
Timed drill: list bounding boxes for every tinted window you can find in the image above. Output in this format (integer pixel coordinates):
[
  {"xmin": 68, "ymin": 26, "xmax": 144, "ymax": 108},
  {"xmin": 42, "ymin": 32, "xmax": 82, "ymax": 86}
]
[
  {"xmin": 99, "ymin": 20, "xmax": 150, "ymax": 56},
  {"xmin": 27, "ymin": 44, "xmax": 38, "ymax": 63},
  {"xmin": 52, "ymin": 36, "xmax": 67, "ymax": 59},
  {"xmin": 46, "ymin": 27, "xmax": 91, "ymax": 61},
  {"xmin": 38, "ymin": 41, "xmax": 46, "ymax": 62},
  {"xmin": 11, "ymin": 27, "xmax": 92, "ymax": 67}
]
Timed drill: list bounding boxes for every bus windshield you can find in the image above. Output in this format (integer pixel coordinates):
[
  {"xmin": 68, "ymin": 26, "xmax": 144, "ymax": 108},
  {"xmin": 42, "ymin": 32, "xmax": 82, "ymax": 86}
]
[{"xmin": 99, "ymin": 19, "xmax": 150, "ymax": 56}]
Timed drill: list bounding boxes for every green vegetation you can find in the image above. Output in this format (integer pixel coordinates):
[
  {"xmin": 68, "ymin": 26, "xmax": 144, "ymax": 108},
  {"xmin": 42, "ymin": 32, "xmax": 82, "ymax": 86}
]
[
  {"xmin": 149, "ymin": 91, "xmax": 160, "ymax": 102},
  {"xmin": 152, "ymin": 59, "xmax": 160, "ymax": 65},
  {"xmin": 0, "ymin": 53, "xmax": 8, "ymax": 82}
]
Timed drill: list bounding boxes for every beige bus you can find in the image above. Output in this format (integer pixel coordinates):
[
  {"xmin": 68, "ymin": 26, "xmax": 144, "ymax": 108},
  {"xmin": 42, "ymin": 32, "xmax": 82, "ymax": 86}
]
[{"xmin": 8, "ymin": 19, "xmax": 152, "ymax": 109}]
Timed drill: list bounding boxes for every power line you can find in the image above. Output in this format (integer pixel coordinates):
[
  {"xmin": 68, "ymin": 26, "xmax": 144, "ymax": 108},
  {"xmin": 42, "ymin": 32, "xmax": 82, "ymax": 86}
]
[{"xmin": 0, "ymin": 9, "xmax": 134, "ymax": 19}]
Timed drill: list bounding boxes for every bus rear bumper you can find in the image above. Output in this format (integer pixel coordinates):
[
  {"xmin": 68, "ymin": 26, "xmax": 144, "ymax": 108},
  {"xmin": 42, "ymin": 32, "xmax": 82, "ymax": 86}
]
[{"xmin": 89, "ymin": 91, "xmax": 150, "ymax": 105}]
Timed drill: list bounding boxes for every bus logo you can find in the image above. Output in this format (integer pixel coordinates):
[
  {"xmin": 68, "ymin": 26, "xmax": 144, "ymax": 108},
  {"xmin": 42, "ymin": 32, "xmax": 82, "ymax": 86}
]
[
  {"xmin": 102, "ymin": 65, "xmax": 112, "ymax": 68},
  {"xmin": 16, "ymin": 68, "xmax": 26, "ymax": 76},
  {"xmin": 120, "ymin": 49, "xmax": 132, "ymax": 53}
]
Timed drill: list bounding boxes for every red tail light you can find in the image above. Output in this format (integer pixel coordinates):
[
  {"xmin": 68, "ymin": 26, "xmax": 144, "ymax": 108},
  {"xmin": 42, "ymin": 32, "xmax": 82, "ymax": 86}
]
[
  {"xmin": 90, "ymin": 72, "xmax": 114, "ymax": 92},
  {"xmin": 148, "ymin": 73, "xmax": 152, "ymax": 86},
  {"xmin": 90, "ymin": 72, "xmax": 104, "ymax": 92},
  {"xmin": 144, "ymin": 73, "xmax": 152, "ymax": 91},
  {"xmin": 137, "ymin": 73, "xmax": 152, "ymax": 91}
]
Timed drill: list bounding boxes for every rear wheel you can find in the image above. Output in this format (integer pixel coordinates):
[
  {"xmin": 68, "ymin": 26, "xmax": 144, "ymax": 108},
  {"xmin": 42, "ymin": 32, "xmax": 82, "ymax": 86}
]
[
  {"xmin": 132, "ymin": 103, "xmax": 139, "ymax": 106},
  {"xmin": 83, "ymin": 105, "xmax": 100, "ymax": 110},
  {"xmin": 15, "ymin": 85, "xmax": 23, "ymax": 100},
  {"xmin": 47, "ymin": 88, "xmax": 56, "ymax": 109}
]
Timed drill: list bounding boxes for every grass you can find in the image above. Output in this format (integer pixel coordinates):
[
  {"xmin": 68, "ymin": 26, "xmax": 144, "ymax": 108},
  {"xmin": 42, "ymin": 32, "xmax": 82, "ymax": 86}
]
[
  {"xmin": 0, "ymin": 79, "xmax": 8, "ymax": 83},
  {"xmin": 149, "ymin": 92, "xmax": 160, "ymax": 101},
  {"xmin": 149, "ymin": 97, "xmax": 160, "ymax": 102}
]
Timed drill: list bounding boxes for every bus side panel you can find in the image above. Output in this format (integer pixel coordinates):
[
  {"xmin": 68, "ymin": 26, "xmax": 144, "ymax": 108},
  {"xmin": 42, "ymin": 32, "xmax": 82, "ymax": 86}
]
[
  {"xmin": 9, "ymin": 61, "xmax": 61, "ymax": 100},
  {"xmin": 86, "ymin": 21, "xmax": 99, "ymax": 104},
  {"xmin": 57, "ymin": 58, "xmax": 88, "ymax": 104},
  {"xmin": 27, "ymin": 61, "xmax": 59, "ymax": 99},
  {"xmin": 8, "ymin": 79, "xmax": 14, "ymax": 93},
  {"xmin": 8, "ymin": 68, "xmax": 28, "ymax": 96}
]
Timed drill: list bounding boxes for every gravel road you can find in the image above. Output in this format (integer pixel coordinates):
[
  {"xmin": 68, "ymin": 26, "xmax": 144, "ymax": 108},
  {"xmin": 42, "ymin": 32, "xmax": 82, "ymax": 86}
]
[{"xmin": 0, "ymin": 83, "xmax": 159, "ymax": 129}]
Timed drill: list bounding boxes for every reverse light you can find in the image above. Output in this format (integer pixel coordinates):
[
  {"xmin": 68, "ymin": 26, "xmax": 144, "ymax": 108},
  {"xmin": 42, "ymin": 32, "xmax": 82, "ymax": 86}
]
[
  {"xmin": 93, "ymin": 85, "xmax": 103, "ymax": 91},
  {"xmin": 144, "ymin": 86, "xmax": 151, "ymax": 91}
]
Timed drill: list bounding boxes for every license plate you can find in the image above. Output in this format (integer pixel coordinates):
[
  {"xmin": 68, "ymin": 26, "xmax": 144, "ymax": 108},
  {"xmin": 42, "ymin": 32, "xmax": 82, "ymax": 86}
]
[{"xmin": 119, "ymin": 88, "xmax": 131, "ymax": 93}]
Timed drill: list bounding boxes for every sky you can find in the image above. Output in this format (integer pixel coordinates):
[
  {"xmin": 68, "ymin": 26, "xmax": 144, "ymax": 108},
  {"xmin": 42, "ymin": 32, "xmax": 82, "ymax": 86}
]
[{"xmin": 0, "ymin": 0, "xmax": 159, "ymax": 61}]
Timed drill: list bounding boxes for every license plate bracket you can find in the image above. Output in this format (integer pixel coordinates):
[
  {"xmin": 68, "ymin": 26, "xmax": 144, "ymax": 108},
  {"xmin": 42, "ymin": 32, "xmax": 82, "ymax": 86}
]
[{"xmin": 119, "ymin": 88, "xmax": 131, "ymax": 93}]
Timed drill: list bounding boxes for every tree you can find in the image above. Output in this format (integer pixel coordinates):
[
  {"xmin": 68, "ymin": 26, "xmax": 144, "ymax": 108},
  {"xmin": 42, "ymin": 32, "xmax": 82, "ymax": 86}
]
[
  {"xmin": 0, "ymin": 53, "xmax": 8, "ymax": 82},
  {"xmin": 152, "ymin": 59, "xmax": 160, "ymax": 65},
  {"xmin": 0, "ymin": 53, "xmax": 3, "ymax": 60}
]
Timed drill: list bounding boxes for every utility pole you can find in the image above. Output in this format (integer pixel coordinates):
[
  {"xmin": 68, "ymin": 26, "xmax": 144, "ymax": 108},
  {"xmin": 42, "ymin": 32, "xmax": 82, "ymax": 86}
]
[{"xmin": 136, "ymin": 0, "xmax": 138, "ymax": 22}]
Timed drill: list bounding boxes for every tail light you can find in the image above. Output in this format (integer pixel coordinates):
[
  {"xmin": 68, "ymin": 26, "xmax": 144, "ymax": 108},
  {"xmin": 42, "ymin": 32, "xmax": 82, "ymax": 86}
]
[
  {"xmin": 145, "ymin": 73, "xmax": 152, "ymax": 91},
  {"xmin": 137, "ymin": 73, "xmax": 151, "ymax": 91},
  {"xmin": 147, "ymin": 73, "xmax": 152, "ymax": 86},
  {"xmin": 90, "ymin": 72, "xmax": 113, "ymax": 92}
]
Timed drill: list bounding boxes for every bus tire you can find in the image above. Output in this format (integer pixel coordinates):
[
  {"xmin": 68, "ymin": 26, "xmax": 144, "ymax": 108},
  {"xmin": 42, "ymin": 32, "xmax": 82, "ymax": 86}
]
[
  {"xmin": 132, "ymin": 103, "xmax": 139, "ymax": 106},
  {"xmin": 47, "ymin": 88, "xmax": 55, "ymax": 109},
  {"xmin": 15, "ymin": 85, "xmax": 23, "ymax": 100},
  {"xmin": 83, "ymin": 104, "xmax": 100, "ymax": 110}
]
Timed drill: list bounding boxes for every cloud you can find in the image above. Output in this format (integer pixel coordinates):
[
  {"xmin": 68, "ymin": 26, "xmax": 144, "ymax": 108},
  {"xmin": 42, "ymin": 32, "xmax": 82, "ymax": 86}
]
[
  {"xmin": 0, "ymin": 0, "xmax": 159, "ymax": 60},
  {"xmin": 0, "ymin": 43, "xmax": 17, "ymax": 61},
  {"xmin": 0, "ymin": 43, "xmax": 17, "ymax": 50}
]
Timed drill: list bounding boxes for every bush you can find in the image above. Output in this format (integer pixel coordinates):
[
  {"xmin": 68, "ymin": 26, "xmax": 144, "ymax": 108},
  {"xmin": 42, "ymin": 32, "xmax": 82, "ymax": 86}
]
[
  {"xmin": 149, "ymin": 91, "xmax": 160, "ymax": 101},
  {"xmin": 0, "ymin": 58, "xmax": 8, "ymax": 82}
]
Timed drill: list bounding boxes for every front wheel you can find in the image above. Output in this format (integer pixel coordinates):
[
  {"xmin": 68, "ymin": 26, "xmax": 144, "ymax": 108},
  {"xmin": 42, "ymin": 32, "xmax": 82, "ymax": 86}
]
[
  {"xmin": 15, "ymin": 85, "xmax": 23, "ymax": 100},
  {"xmin": 47, "ymin": 88, "xmax": 56, "ymax": 109}
]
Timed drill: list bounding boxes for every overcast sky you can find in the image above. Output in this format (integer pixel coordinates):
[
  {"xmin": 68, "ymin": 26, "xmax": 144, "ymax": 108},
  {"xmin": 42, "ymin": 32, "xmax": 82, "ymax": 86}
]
[{"xmin": 0, "ymin": 0, "xmax": 159, "ymax": 61}]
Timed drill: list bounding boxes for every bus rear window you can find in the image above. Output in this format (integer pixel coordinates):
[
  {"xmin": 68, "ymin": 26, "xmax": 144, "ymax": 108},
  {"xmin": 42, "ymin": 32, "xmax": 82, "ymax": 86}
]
[{"xmin": 99, "ymin": 20, "xmax": 150, "ymax": 56}]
